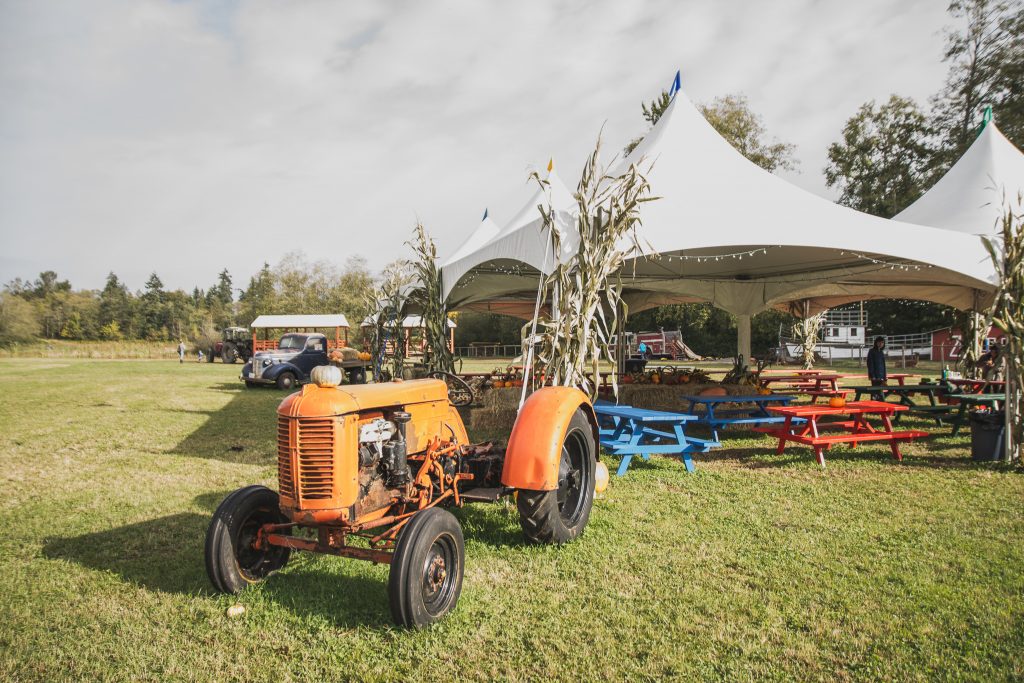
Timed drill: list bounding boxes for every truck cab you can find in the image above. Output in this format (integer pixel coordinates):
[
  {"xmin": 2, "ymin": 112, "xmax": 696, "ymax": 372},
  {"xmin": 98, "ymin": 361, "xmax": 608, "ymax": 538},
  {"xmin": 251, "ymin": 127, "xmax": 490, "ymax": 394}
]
[{"xmin": 241, "ymin": 333, "xmax": 331, "ymax": 390}]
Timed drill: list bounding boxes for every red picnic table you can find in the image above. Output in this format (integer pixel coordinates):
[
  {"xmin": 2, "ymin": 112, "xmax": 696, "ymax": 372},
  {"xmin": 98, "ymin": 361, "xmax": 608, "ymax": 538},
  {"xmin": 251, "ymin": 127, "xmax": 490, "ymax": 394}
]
[{"xmin": 757, "ymin": 401, "xmax": 929, "ymax": 467}]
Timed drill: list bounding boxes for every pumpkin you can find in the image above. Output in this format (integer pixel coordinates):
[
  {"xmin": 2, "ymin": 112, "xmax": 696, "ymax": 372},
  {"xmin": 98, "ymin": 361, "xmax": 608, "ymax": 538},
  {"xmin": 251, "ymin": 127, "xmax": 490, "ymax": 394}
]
[
  {"xmin": 311, "ymin": 364, "xmax": 342, "ymax": 387},
  {"xmin": 678, "ymin": 373, "xmax": 691, "ymax": 383},
  {"xmin": 699, "ymin": 386, "xmax": 728, "ymax": 397},
  {"xmin": 504, "ymin": 380, "xmax": 514, "ymax": 388},
  {"xmin": 829, "ymin": 396, "xmax": 847, "ymax": 408},
  {"xmin": 621, "ymin": 374, "xmax": 634, "ymax": 384},
  {"xmin": 650, "ymin": 373, "xmax": 661, "ymax": 384}
]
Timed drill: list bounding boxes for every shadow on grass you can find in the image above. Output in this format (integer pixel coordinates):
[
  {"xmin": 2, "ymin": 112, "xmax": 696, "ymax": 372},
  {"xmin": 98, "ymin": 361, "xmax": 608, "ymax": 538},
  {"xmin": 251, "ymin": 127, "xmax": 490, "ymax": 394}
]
[
  {"xmin": 170, "ymin": 383, "xmax": 284, "ymax": 464},
  {"xmin": 41, "ymin": 497, "xmax": 396, "ymax": 628},
  {"xmin": 42, "ymin": 512, "xmax": 213, "ymax": 595},
  {"xmin": 451, "ymin": 503, "xmax": 523, "ymax": 549}
]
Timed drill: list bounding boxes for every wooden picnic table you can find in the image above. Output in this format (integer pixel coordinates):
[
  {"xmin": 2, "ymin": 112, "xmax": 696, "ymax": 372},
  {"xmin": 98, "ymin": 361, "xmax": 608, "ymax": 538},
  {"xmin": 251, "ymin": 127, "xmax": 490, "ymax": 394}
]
[
  {"xmin": 848, "ymin": 383, "xmax": 952, "ymax": 425},
  {"xmin": 593, "ymin": 404, "xmax": 719, "ymax": 475},
  {"xmin": 946, "ymin": 393, "xmax": 1006, "ymax": 436},
  {"xmin": 758, "ymin": 401, "xmax": 929, "ymax": 467},
  {"xmin": 760, "ymin": 374, "xmax": 842, "ymax": 392},
  {"xmin": 680, "ymin": 394, "xmax": 801, "ymax": 441}
]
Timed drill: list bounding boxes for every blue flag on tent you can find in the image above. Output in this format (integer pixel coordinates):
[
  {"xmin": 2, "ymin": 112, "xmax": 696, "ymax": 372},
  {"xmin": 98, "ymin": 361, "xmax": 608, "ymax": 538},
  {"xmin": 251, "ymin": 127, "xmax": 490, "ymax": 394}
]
[
  {"xmin": 482, "ymin": 208, "xmax": 488, "ymax": 220},
  {"xmin": 669, "ymin": 70, "xmax": 681, "ymax": 97}
]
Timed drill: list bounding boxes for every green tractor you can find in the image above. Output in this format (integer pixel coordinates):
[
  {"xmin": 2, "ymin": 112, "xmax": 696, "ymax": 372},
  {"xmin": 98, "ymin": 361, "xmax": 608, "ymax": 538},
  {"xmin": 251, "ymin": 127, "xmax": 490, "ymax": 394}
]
[{"xmin": 208, "ymin": 327, "xmax": 253, "ymax": 363}]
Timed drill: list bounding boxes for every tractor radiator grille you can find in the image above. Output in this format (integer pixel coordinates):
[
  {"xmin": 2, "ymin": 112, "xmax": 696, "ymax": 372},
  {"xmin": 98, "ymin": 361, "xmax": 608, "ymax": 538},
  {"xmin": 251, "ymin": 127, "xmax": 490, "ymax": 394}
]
[
  {"xmin": 277, "ymin": 416, "xmax": 294, "ymax": 499},
  {"xmin": 294, "ymin": 417, "xmax": 335, "ymax": 500}
]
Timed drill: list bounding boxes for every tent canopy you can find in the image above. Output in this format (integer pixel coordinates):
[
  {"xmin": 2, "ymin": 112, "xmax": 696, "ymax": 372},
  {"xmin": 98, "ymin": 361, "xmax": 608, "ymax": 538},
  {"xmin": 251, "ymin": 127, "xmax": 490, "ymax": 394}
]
[
  {"xmin": 250, "ymin": 314, "xmax": 350, "ymax": 329},
  {"xmin": 442, "ymin": 168, "xmax": 579, "ymax": 305},
  {"xmin": 441, "ymin": 79, "xmax": 996, "ymax": 318},
  {"xmin": 360, "ymin": 315, "xmax": 456, "ymax": 329},
  {"xmin": 894, "ymin": 114, "xmax": 1024, "ymax": 235}
]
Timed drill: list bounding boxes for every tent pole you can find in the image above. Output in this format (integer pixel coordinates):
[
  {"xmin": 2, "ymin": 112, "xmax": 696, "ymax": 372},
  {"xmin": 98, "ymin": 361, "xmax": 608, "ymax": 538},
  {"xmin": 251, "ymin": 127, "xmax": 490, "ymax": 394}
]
[{"xmin": 737, "ymin": 314, "xmax": 752, "ymax": 365}]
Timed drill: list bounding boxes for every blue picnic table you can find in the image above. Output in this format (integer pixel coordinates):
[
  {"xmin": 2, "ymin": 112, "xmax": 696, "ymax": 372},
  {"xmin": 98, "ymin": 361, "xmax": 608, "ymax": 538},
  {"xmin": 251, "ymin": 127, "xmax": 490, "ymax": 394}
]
[
  {"xmin": 593, "ymin": 403, "xmax": 720, "ymax": 475},
  {"xmin": 681, "ymin": 394, "xmax": 802, "ymax": 441}
]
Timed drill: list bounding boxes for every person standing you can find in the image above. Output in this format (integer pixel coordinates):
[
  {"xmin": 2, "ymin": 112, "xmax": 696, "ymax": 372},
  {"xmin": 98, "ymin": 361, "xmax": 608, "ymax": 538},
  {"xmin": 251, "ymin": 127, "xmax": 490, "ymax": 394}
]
[
  {"xmin": 867, "ymin": 336, "xmax": 887, "ymax": 401},
  {"xmin": 178, "ymin": 340, "xmax": 186, "ymax": 364},
  {"xmin": 637, "ymin": 341, "xmax": 648, "ymax": 358}
]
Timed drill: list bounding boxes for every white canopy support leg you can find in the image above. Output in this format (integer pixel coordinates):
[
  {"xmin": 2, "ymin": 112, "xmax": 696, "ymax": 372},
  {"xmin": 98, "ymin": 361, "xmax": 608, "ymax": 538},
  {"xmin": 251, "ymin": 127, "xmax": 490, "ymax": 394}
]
[{"xmin": 737, "ymin": 314, "xmax": 752, "ymax": 365}]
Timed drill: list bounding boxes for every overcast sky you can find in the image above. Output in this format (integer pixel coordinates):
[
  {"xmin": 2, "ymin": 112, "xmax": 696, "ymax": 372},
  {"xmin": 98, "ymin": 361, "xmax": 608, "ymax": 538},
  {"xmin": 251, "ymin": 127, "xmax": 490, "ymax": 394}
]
[{"xmin": 0, "ymin": 0, "xmax": 955, "ymax": 293}]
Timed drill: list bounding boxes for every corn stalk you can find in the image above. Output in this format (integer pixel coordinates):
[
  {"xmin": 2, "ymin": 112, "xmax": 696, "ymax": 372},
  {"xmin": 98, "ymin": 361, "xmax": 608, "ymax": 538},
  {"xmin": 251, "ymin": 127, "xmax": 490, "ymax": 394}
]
[
  {"xmin": 364, "ymin": 262, "xmax": 413, "ymax": 381},
  {"xmin": 531, "ymin": 135, "xmax": 654, "ymax": 400},
  {"xmin": 981, "ymin": 196, "xmax": 1023, "ymax": 462},
  {"xmin": 791, "ymin": 313, "xmax": 825, "ymax": 369},
  {"xmin": 955, "ymin": 309, "xmax": 985, "ymax": 379},
  {"xmin": 407, "ymin": 223, "xmax": 454, "ymax": 374}
]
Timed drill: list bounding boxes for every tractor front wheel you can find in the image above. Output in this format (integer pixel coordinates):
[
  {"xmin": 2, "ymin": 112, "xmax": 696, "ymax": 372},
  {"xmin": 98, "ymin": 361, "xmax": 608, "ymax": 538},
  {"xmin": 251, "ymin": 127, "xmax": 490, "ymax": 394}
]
[
  {"xmin": 516, "ymin": 408, "xmax": 596, "ymax": 545},
  {"xmin": 388, "ymin": 508, "xmax": 465, "ymax": 628},
  {"xmin": 205, "ymin": 485, "xmax": 291, "ymax": 594},
  {"xmin": 222, "ymin": 343, "xmax": 238, "ymax": 364}
]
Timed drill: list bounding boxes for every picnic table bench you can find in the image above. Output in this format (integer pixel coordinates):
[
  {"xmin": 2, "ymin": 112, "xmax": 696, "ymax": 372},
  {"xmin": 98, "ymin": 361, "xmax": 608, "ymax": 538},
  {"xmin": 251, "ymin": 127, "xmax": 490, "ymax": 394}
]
[
  {"xmin": 848, "ymin": 384, "xmax": 953, "ymax": 425},
  {"xmin": 944, "ymin": 378, "xmax": 1006, "ymax": 395},
  {"xmin": 756, "ymin": 401, "xmax": 929, "ymax": 467},
  {"xmin": 593, "ymin": 404, "xmax": 720, "ymax": 475},
  {"xmin": 805, "ymin": 389, "xmax": 851, "ymax": 403},
  {"xmin": 681, "ymin": 394, "xmax": 802, "ymax": 441},
  {"xmin": 759, "ymin": 374, "xmax": 842, "ymax": 392}
]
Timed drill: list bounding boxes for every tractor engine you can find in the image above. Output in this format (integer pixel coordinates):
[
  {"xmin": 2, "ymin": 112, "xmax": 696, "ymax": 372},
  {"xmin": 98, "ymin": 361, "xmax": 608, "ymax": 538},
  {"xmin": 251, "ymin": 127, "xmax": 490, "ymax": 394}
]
[{"xmin": 275, "ymin": 370, "xmax": 472, "ymax": 525}]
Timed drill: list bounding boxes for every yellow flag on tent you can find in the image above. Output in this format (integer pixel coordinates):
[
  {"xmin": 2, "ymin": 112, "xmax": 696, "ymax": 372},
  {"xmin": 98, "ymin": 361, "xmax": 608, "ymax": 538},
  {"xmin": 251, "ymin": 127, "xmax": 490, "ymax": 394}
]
[{"xmin": 547, "ymin": 158, "xmax": 553, "ymax": 173}]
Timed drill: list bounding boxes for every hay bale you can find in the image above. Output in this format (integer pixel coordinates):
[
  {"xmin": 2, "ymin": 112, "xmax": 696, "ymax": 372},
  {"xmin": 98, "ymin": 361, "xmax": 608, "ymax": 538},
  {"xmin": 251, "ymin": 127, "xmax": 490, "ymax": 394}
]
[{"xmin": 470, "ymin": 387, "xmax": 528, "ymax": 434}]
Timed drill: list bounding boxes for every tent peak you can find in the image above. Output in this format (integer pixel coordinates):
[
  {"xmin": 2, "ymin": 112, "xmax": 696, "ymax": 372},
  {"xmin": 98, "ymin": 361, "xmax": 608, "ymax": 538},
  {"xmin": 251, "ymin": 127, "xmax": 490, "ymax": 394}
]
[{"xmin": 669, "ymin": 70, "xmax": 681, "ymax": 98}]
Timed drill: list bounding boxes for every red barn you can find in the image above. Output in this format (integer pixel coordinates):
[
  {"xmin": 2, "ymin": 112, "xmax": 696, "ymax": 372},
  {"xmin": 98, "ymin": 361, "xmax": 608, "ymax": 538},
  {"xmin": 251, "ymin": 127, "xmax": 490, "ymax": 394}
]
[{"xmin": 930, "ymin": 325, "xmax": 1005, "ymax": 361}]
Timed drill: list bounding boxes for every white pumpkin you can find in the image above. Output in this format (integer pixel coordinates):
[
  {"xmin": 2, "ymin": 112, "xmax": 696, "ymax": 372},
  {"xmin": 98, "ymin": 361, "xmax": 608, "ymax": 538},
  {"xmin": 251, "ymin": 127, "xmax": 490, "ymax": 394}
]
[{"xmin": 311, "ymin": 364, "xmax": 342, "ymax": 387}]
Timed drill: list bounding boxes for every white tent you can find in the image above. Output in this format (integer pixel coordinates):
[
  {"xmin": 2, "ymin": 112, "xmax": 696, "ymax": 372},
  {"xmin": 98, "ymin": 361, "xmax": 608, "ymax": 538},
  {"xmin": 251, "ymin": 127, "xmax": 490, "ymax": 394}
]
[
  {"xmin": 894, "ymin": 112, "xmax": 1024, "ymax": 235},
  {"xmin": 612, "ymin": 85, "xmax": 994, "ymax": 318},
  {"xmin": 440, "ymin": 79, "xmax": 997, "ymax": 358},
  {"xmin": 442, "ymin": 167, "xmax": 578, "ymax": 306},
  {"xmin": 441, "ymin": 211, "xmax": 501, "ymax": 269}
]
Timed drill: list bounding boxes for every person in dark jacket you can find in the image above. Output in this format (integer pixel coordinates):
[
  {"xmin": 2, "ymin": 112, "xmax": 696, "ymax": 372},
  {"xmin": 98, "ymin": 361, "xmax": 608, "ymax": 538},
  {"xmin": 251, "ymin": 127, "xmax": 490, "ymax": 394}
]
[{"xmin": 867, "ymin": 336, "xmax": 887, "ymax": 400}]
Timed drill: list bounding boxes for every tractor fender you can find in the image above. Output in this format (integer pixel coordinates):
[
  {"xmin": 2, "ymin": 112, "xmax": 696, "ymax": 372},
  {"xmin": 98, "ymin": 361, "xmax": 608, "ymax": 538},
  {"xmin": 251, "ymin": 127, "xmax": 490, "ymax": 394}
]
[{"xmin": 500, "ymin": 386, "xmax": 599, "ymax": 491}]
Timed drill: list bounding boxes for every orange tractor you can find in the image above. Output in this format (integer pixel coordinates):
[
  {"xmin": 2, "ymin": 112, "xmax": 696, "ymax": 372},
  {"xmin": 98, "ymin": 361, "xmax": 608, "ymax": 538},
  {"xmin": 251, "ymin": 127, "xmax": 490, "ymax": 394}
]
[{"xmin": 205, "ymin": 366, "xmax": 603, "ymax": 627}]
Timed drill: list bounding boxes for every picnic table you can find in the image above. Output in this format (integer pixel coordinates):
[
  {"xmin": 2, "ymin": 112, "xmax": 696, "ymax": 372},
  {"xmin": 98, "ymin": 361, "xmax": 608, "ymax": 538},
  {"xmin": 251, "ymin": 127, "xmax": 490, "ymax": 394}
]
[
  {"xmin": 757, "ymin": 401, "xmax": 929, "ymax": 467},
  {"xmin": 849, "ymin": 384, "xmax": 952, "ymax": 425},
  {"xmin": 944, "ymin": 378, "xmax": 1006, "ymax": 394},
  {"xmin": 681, "ymin": 394, "xmax": 802, "ymax": 441},
  {"xmin": 593, "ymin": 404, "xmax": 720, "ymax": 475},
  {"xmin": 946, "ymin": 393, "xmax": 1006, "ymax": 436},
  {"xmin": 759, "ymin": 374, "xmax": 841, "ymax": 392}
]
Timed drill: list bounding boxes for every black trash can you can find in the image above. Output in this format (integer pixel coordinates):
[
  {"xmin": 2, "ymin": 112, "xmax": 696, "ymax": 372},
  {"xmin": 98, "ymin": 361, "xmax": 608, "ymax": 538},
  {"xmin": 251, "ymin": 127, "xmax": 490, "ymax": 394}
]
[
  {"xmin": 969, "ymin": 410, "xmax": 1005, "ymax": 461},
  {"xmin": 624, "ymin": 357, "xmax": 648, "ymax": 374}
]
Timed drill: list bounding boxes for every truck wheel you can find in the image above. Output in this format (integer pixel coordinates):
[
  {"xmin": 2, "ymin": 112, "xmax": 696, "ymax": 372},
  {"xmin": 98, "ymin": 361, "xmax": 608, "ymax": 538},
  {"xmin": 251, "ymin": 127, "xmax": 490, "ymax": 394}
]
[
  {"xmin": 388, "ymin": 508, "xmax": 465, "ymax": 629},
  {"xmin": 244, "ymin": 380, "xmax": 259, "ymax": 388},
  {"xmin": 275, "ymin": 372, "xmax": 296, "ymax": 391},
  {"xmin": 222, "ymin": 343, "xmax": 238, "ymax": 364},
  {"xmin": 348, "ymin": 368, "xmax": 366, "ymax": 384},
  {"xmin": 205, "ymin": 485, "xmax": 290, "ymax": 594},
  {"xmin": 516, "ymin": 409, "xmax": 596, "ymax": 545}
]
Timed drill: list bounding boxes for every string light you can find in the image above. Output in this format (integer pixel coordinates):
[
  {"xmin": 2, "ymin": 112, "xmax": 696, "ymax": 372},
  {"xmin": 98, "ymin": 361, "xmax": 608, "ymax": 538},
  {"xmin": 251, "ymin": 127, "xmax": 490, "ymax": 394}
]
[
  {"xmin": 839, "ymin": 251, "xmax": 932, "ymax": 271},
  {"xmin": 656, "ymin": 246, "xmax": 776, "ymax": 263}
]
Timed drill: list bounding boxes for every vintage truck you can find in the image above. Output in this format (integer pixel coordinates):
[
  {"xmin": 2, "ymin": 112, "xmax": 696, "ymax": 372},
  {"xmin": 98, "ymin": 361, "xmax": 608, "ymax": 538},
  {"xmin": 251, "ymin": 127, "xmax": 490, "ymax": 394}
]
[{"xmin": 241, "ymin": 332, "xmax": 369, "ymax": 389}]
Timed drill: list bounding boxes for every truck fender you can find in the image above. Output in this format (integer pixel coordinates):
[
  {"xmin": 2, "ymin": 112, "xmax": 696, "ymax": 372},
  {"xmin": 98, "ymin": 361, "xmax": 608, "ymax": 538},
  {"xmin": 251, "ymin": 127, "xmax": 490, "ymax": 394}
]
[
  {"xmin": 500, "ymin": 386, "xmax": 600, "ymax": 491},
  {"xmin": 263, "ymin": 362, "xmax": 301, "ymax": 381}
]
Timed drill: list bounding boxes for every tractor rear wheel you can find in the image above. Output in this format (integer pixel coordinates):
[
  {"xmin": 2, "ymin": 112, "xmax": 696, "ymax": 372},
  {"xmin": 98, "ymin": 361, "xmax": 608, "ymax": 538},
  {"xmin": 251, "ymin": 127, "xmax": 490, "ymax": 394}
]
[
  {"xmin": 206, "ymin": 347, "xmax": 215, "ymax": 363},
  {"xmin": 388, "ymin": 508, "xmax": 465, "ymax": 628},
  {"xmin": 516, "ymin": 408, "xmax": 596, "ymax": 545},
  {"xmin": 205, "ymin": 485, "xmax": 290, "ymax": 594},
  {"xmin": 275, "ymin": 371, "xmax": 296, "ymax": 391}
]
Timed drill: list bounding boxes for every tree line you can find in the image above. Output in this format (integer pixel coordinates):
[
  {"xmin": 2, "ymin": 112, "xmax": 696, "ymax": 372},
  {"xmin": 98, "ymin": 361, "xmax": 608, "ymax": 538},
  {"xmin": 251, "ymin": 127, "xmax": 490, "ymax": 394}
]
[{"xmin": 0, "ymin": 253, "xmax": 375, "ymax": 346}]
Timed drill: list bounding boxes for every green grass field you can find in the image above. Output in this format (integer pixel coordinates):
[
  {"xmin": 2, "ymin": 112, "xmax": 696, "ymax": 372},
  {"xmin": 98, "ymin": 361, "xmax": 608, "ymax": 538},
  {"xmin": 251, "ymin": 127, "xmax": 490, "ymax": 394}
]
[{"xmin": 1, "ymin": 358, "xmax": 1021, "ymax": 681}]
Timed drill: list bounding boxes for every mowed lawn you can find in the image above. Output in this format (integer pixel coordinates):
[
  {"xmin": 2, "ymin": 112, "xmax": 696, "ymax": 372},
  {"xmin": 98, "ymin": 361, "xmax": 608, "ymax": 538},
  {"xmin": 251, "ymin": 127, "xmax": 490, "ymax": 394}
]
[{"xmin": 0, "ymin": 358, "xmax": 1022, "ymax": 681}]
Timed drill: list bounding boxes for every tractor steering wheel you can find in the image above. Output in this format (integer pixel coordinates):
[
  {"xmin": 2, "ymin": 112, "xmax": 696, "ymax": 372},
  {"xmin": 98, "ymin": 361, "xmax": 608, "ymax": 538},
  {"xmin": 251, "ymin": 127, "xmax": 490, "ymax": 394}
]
[{"xmin": 428, "ymin": 371, "xmax": 475, "ymax": 408}]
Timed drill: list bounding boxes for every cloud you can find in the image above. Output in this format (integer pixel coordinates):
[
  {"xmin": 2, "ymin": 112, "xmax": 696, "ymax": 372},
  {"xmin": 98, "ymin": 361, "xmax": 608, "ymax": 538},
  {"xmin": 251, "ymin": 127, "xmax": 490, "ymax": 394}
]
[{"xmin": 0, "ymin": 0, "xmax": 950, "ymax": 292}]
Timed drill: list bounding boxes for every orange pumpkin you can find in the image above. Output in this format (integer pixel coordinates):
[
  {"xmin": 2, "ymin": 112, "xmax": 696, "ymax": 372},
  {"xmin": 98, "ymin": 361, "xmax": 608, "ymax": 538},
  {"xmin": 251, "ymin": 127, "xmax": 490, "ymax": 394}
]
[
  {"xmin": 700, "ymin": 386, "xmax": 728, "ymax": 397},
  {"xmin": 829, "ymin": 396, "xmax": 847, "ymax": 408}
]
